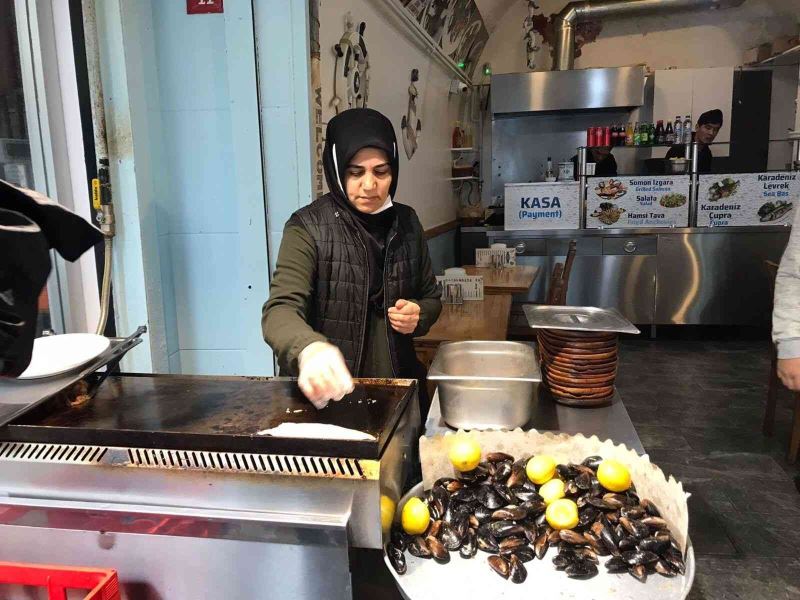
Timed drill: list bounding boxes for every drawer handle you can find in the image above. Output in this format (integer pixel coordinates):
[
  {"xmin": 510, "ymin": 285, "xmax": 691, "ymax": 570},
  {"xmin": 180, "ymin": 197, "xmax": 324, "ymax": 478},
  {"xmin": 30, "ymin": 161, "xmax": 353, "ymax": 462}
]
[
  {"xmin": 623, "ymin": 241, "xmax": 637, "ymax": 253},
  {"xmin": 515, "ymin": 242, "xmax": 527, "ymax": 254}
]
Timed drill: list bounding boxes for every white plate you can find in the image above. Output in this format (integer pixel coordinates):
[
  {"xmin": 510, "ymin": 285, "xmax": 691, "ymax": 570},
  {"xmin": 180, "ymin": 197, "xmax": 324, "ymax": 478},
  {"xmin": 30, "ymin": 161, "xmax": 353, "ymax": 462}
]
[{"xmin": 18, "ymin": 333, "xmax": 111, "ymax": 380}]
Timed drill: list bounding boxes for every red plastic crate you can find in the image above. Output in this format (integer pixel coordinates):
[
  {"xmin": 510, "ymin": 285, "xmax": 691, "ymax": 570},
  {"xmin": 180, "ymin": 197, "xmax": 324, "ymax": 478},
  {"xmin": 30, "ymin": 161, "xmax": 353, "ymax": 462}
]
[{"xmin": 0, "ymin": 562, "xmax": 120, "ymax": 600}]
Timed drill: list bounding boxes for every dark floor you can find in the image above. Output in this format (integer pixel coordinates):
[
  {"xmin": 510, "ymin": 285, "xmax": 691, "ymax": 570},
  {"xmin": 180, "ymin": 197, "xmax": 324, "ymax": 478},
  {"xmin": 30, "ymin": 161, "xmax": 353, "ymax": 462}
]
[
  {"xmin": 616, "ymin": 336, "xmax": 800, "ymax": 600},
  {"xmin": 359, "ymin": 334, "xmax": 800, "ymax": 599}
]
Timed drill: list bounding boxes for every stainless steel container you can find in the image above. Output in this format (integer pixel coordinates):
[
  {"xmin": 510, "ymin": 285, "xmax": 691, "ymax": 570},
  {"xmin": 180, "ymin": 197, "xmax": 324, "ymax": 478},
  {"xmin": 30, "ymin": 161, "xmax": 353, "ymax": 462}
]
[{"xmin": 427, "ymin": 341, "xmax": 541, "ymax": 430}]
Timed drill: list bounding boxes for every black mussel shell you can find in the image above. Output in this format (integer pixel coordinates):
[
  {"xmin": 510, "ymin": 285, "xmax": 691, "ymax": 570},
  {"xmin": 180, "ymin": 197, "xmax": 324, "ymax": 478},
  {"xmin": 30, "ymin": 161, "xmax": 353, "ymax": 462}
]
[
  {"xmin": 618, "ymin": 536, "xmax": 638, "ymax": 552},
  {"xmin": 622, "ymin": 549, "xmax": 659, "ymax": 566},
  {"xmin": 473, "ymin": 504, "xmax": 493, "ymax": 523},
  {"xmin": 427, "ymin": 519, "xmax": 442, "ymax": 539},
  {"xmin": 486, "ymin": 452, "xmax": 514, "ymax": 463},
  {"xmin": 492, "ymin": 505, "xmax": 528, "ymax": 521},
  {"xmin": 621, "ymin": 506, "xmax": 645, "ymax": 520},
  {"xmin": 434, "ymin": 477, "xmax": 456, "ymax": 491},
  {"xmin": 664, "ymin": 551, "xmax": 686, "ymax": 575},
  {"xmin": 521, "ymin": 523, "xmax": 538, "ymax": 544},
  {"xmin": 575, "ymin": 472, "xmax": 594, "ymax": 491},
  {"xmin": 488, "ymin": 555, "xmax": 510, "ymax": 579},
  {"xmin": 515, "ymin": 489, "xmax": 543, "ymax": 504},
  {"xmin": 476, "ymin": 532, "xmax": 500, "ymax": 553},
  {"xmin": 498, "ymin": 536, "xmax": 527, "ymax": 555},
  {"xmin": 390, "ymin": 527, "xmax": 408, "ymax": 552},
  {"xmin": 552, "ymin": 552, "xmax": 573, "ymax": 570},
  {"xmin": 640, "ymin": 498, "xmax": 661, "ymax": 517},
  {"xmin": 582, "ymin": 455, "xmax": 603, "ymax": 470},
  {"xmin": 605, "ymin": 555, "xmax": 629, "ymax": 573},
  {"xmin": 426, "ymin": 536, "xmax": 450, "ymax": 563},
  {"xmin": 440, "ymin": 522, "xmax": 463, "ymax": 550},
  {"xmin": 509, "ymin": 554, "xmax": 528, "ymax": 584},
  {"xmin": 534, "ymin": 532, "xmax": 550, "ymax": 559},
  {"xmin": 565, "ymin": 481, "xmax": 580, "ymax": 496},
  {"xmin": 579, "ymin": 507, "xmax": 599, "ymax": 527},
  {"xmin": 559, "ymin": 530, "xmax": 587, "ymax": 546},
  {"xmin": 587, "ymin": 496, "xmax": 616, "ymax": 511},
  {"xmin": 629, "ymin": 564, "xmax": 647, "ymax": 582},
  {"xmin": 638, "ymin": 536, "xmax": 670, "ymax": 555},
  {"xmin": 556, "ymin": 464, "xmax": 578, "ymax": 480},
  {"xmin": 520, "ymin": 498, "xmax": 547, "ymax": 515},
  {"xmin": 459, "ymin": 529, "xmax": 478, "ymax": 559},
  {"xmin": 566, "ymin": 559, "xmax": 599, "ymax": 579},
  {"xmin": 514, "ymin": 547, "xmax": 536, "ymax": 563},
  {"xmin": 478, "ymin": 486, "xmax": 505, "ymax": 510},
  {"xmin": 387, "ymin": 544, "xmax": 406, "ymax": 574},
  {"xmin": 655, "ymin": 559, "xmax": 676, "ymax": 577},
  {"xmin": 506, "ymin": 464, "xmax": 527, "ymax": 489},
  {"xmin": 493, "ymin": 482, "xmax": 516, "ymax": 505},
  {"xmin": 602, "ymin": 493, "xmax": 627, "ymax": 509},
  {"xmin": 574, "ymin": 547, "xmax": 599, "ymax": 564},
  {"xmin": 493, "ymin": 461, "xmax": 513, "ymax": 482},
  {"xmin": 487, "ymin": 520, "xmax": 526, "ymax": 538},
  {"xmin": 407, "ymin": 536, "xmax": 432, "ymax": 558},
  {"xmin": 641, "ymin": 516, "xmax": 668, "ymax": 530},
  {"xmin": 451, "ymin": 486, "xmax": 477, "ymax": 503},
  {"xmin": 534, "ymin": 511, "xmax": 548, "ymax": 527}
]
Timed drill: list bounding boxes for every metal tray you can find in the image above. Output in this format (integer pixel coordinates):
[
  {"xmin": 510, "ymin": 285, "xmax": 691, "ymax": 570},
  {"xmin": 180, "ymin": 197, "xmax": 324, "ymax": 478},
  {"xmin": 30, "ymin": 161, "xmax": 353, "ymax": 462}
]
[
  {"xmin": 523, "ymin": 305, "xmax": 640, "ymax": 335},
  {"xmin": 385, "ymin": 482, "xmax": 694, "ymax": 600},
  {"xmin": 2, "ymin": 374, "xmax": 416, "ymax": 460}
]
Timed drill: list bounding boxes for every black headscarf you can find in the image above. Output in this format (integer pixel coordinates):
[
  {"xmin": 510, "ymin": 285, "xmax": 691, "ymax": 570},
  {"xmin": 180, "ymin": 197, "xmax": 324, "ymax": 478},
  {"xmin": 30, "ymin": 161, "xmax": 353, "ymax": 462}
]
[
  {"xmin": 322, "ymin": 108, "xmax": 400, "ymax": 309},
  {"xmin": 0, "ymin": 180, "xmax": 103, "ymax": 376}
]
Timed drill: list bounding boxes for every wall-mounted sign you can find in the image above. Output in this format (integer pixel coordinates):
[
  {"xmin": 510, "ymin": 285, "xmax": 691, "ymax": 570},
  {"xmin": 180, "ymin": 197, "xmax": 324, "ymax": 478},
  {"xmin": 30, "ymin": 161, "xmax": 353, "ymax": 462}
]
[
  {"xmin": 187, "ymin": 0, "xmax": 223, "ymax": 15},
  {"xmin": 586, "ymin": 176, "xmax": 690, "ymax": 228},
  {"xmin": 505, "ymin": 182, "xmax": 580, "ymax": 230},
  {"xmin": 696, "ymin": 172, "xmax": 798, "ymax": 227}
]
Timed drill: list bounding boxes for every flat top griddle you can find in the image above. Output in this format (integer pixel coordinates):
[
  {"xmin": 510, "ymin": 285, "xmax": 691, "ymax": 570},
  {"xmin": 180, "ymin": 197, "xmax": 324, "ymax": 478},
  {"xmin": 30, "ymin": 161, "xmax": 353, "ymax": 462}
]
[{"xmin": 2, "ymin": 374, "xmax": 416, "ymax": 460}]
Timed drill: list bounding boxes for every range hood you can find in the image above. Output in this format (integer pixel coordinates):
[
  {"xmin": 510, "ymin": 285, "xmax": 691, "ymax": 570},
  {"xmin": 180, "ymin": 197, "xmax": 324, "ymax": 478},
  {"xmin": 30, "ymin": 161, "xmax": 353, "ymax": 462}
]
[{"xmin": 491, "ymin": 65, "xmax": 645, "ymax": 115}]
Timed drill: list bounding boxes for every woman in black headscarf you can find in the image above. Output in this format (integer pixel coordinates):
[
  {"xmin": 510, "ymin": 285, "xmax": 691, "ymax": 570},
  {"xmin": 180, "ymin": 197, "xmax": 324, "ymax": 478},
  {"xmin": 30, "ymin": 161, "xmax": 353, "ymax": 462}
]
[{"xmin": 262, "ymin": 108, "xmax": 442, "ymax": 409}]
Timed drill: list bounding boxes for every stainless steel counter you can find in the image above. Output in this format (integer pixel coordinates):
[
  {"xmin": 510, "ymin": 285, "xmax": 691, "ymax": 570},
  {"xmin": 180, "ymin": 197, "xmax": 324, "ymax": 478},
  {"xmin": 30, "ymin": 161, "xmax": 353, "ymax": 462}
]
[{"xmin": 424, "ymin": 389, "xmax": 645, "ymax": 455}]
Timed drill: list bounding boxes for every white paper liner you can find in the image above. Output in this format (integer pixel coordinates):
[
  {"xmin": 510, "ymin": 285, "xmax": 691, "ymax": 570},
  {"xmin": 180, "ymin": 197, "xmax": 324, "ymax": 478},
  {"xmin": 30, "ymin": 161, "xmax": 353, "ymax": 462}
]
[{"xmin": 420, "ymin": 429, "xmax": 690, "ymax": 553}]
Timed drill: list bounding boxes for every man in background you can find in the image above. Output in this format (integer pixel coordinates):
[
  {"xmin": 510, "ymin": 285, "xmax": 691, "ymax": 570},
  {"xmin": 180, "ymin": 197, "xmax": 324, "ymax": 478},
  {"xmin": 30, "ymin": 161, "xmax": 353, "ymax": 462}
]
[{"xmin": 665, "ymin": 109, "xmax": 724, "ymax": 173}]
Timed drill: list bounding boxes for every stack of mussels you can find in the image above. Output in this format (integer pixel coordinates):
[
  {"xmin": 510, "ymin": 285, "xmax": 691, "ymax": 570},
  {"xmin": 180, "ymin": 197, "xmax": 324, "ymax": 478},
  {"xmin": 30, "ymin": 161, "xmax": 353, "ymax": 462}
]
[{"xmin": 387, "ymin": 452, "xmax": 686, "ymax": 585}]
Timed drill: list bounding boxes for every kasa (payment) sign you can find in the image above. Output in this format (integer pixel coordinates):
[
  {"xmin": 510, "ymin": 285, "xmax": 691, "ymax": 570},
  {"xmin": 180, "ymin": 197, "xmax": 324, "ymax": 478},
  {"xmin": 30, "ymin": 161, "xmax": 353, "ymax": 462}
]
[{"xmin": 504, "ymin": 182, "xmax": 580, "ymax": 230}]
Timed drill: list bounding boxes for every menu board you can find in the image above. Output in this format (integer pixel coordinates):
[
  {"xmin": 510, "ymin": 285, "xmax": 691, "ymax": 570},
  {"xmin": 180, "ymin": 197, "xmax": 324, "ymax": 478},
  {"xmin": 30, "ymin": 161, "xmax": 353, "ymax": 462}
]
[
  {"xmin": 586, "ymin": 176, "xmax": 690, "ymax": 229},
  {"xmin": 696, "ymin": 172, "xmax": 798, "ymax": 227},
  {"xmin": 504, "ymin": 182, "xmax": 580, "ymax": 230}
]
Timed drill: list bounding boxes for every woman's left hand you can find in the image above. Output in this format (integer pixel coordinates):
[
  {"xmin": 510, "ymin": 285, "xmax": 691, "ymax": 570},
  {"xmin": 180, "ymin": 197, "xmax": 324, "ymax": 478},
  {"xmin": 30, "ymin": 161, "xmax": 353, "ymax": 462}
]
[{"xmin": 388, "ymin": 299, "xmax": 420, "ymax": 334}]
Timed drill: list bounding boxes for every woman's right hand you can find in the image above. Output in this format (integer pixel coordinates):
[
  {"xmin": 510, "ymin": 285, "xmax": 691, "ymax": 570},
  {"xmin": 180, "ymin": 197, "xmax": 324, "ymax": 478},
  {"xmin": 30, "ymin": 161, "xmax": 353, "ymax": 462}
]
[{"xmin": 297, "ymin": 341, "xmax": 355, "ymax": 409}]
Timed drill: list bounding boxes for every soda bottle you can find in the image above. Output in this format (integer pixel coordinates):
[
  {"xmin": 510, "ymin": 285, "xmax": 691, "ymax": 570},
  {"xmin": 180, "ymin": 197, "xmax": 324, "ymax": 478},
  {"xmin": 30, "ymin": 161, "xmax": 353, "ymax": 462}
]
[
  {"xmin": 674, "ymin": 117, "xmax": 683, "ymax": 147},
  {"xmin": 625, "ymin": 122, "xmax": 634, "ymax": 146},
  {"xmin": 639, "ymin": 122, "xmax": 649, "ymax": 145},
  {"xmin": 654, "ymin": 120, "xmax": 665, "ymax": 145},
  {"xmin": 665, "ymin": 120, "xmax": 675, "ymax": 144},
  {"xmin": 649, "ymin": 122, "xmax": 656, "ymax": 146},
  {"xmin": 683, "ymin": 115, "xmax": 693, "ymax": 145}
]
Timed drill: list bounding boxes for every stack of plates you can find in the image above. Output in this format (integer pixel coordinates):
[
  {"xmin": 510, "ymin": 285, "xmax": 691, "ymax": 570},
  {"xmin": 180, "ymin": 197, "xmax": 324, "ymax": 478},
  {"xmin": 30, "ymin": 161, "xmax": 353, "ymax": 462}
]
[{"xmin": 537, "ymin": 328, "xmax": 618, "ymax": 406}]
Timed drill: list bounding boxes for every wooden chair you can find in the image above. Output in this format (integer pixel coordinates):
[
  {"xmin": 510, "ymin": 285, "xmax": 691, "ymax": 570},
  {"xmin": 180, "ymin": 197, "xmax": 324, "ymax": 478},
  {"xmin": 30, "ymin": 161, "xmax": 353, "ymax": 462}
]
[
  {"xmin": 547, "ymin": 240, "xmax": 577, "ymax": 306},
  {"xmin": 762, "ymin": 259, "xmax": 800, "ymax": 464}
]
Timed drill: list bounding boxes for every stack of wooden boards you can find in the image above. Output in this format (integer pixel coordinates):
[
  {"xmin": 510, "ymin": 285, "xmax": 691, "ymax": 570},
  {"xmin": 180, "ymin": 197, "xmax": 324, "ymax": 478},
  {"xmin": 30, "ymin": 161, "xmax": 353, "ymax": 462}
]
[{"xmin": 537, "ymin": 328, "xmax": 618, "ymax": 407}]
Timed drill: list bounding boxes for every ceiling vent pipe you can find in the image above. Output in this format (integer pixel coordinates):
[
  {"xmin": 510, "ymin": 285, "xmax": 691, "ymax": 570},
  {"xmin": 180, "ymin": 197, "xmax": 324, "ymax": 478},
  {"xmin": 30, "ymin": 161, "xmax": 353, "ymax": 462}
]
[{"xmin": 552, "ymin": 0, "xmax": 746, "ymax": 71}]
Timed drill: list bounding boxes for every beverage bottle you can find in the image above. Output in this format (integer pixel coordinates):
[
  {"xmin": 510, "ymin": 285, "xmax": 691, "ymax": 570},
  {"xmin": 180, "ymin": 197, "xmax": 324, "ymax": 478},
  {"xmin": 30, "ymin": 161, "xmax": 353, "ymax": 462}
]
[
  {"xmin": 603, "ymin": 126, "xmax": 611, "ymax": 147},
  {"xmin": 655, "ymin": 120, "xmax": 665, "ymax": 145},
  {"xmin": 452, "ymin": 121, "xmax": 464, "ymax": 148},
  {"xmin": 625, "ymin": 122, "xmax": 634, "ymax": 146},
  {"xmin": 665, "ymin": 120, "xmax": 675, "ymax": 144},
  {"xmin": 683, "ymin": 115, "xmax": 693, "ymax": 145},
  {"xmin": 617, "ymin": 124, "xmax": 625, "ymax": 146},
  {"xmin": 674, "ymin": 116, "xmax": 683, "ymax": 147},
  {"xmin": 641, "ymin": 122, "xmax": 650, "ymax": 145},
  {"xmin": 649, "ymin": 122, "xmax": 656, "ymax": 146}
]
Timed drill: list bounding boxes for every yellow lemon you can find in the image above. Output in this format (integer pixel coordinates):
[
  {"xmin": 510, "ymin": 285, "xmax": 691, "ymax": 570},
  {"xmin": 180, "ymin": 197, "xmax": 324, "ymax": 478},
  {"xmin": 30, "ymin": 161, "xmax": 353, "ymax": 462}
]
[
  {"xmin": 401, "ymin": 497, "xmax": 430, "ymax": 535},
  {"xmin": 597, "ymin": 459, "xmax": 632, "ymax": 492},
  {"xmin": 546, "ymin": 498, "xmax": 579, "ymax": 530},
  {"xmin": 526, "ymin": 455, "xmax": 557, "ymax": 485},
  {"xmin": 380, "ymin": 494, "xmax": 396, "ymax": 533},
  {"xmin": 448, "ymin": 437, "xmax": 482, "ymax": 472},
  {"xmin": 539, "ymin": 478, "xmax": 566, "ymax": 505}
]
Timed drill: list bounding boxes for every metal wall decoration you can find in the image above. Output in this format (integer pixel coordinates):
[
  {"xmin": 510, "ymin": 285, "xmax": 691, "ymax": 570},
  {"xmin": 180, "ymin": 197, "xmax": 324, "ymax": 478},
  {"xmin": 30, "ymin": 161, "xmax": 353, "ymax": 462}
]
[
  {"xmin": 401, "ymin": 69, "xmax": 423, "ymax": 160},
  {"xmin": 401, "ymin": 0, "xmax": 488, "ymax": 78},
  {"xmin": 523, "ymin": 1, "xmax": 542, "ymax": 70},
  {"xmin": 527, "ymin": 6, "xmax": 603, "ymax": 66},
  {"xmin": 331, "ymin": 12, "xmax": 370, "ymax": 114}
]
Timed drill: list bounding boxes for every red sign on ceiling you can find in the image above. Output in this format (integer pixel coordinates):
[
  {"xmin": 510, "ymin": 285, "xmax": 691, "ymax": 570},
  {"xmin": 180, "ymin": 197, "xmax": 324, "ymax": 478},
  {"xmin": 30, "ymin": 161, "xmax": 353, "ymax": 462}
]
[{"xmin": 187, "ymin": 0, "xmax": 223, "ymax": 14}]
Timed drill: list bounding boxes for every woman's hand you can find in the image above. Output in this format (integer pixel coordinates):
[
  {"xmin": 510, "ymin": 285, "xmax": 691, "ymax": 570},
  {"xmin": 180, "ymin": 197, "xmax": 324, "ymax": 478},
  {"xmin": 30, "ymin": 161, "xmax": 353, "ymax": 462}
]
[
  {"xmin": 388, "ymin": 299, "xmax": 420, "ymax": 335},
  {"xmin": 777, "ymin": 357, "xmax": 800, "ymax": 392},
  {"xmin": 297, "ymin": 342, "xmax": 355, "ymax": 409}
]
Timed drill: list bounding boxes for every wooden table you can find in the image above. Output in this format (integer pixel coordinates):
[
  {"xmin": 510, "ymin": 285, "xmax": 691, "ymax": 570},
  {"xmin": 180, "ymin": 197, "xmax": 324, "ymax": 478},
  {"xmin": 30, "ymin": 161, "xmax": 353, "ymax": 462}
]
[
  {"xmin": 414, "ymin": 294, "xmax": 512, "ymax": 371},
  {"xmin": 463, "ymin": 265, "xmax": 540, "ymax": 295}
]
